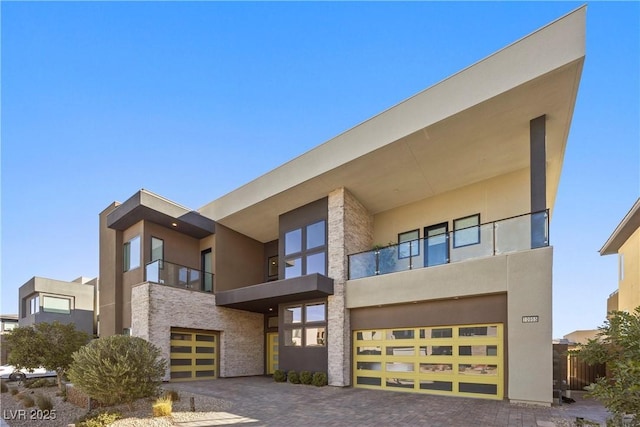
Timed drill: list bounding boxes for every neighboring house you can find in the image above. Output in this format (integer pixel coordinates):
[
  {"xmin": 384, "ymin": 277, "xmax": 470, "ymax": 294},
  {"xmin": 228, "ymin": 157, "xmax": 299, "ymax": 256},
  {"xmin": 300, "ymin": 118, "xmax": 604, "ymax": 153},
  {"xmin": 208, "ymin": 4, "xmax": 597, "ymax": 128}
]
[
  {"xmin": 0, "ymin": 314, "xmax": 19, "ymax": 364},
  {"xmin": 18, "ymin": 276, "xmax": 98, "ymax": 336},
  {"xmin": 563, "ymin": 330, "xmax": 599, "ymax": 345},
  {"xmin": 98, "ymin": 8, "xmax": 585, "ymax": 405},
  {"xmin": 600, "ymin": 198, "xmax": 640, "ymax": 315}
]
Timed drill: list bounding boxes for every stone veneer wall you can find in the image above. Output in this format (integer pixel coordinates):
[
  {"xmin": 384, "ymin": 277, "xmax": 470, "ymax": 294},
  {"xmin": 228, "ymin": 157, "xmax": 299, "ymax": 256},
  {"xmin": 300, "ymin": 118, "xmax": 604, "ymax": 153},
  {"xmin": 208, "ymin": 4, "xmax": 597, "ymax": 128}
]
[
  {"xmin": 327, "ymin": 188, "xmax": 373, "ymax": 386},
  {"xmin": 131, "ymin": 283, "xmax": 264, "ymax": 381}
]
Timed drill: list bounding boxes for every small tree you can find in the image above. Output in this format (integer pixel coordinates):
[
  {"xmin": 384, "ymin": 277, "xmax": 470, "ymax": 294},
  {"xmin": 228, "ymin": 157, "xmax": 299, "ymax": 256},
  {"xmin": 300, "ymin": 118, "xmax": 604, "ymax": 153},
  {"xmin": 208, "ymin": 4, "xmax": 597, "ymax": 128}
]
[
  {"xmin": 575, "ymin": 307, "xmax": 640, "ymax": 425},
  {"xmin": 67, "ymin": 335, "xmax": 167, "ymax": 406},
  {"xmin": 6, "ymin": 322, "xmax": 90, "ymax": 391}
]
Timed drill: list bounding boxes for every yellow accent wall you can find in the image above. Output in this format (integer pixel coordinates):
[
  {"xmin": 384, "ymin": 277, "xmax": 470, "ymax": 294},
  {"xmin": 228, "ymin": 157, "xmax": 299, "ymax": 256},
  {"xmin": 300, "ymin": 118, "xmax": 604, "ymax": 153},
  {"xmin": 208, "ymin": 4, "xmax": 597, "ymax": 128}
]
[{"xmin": 618, "ymin": 227, "xmax": 640, "ymax": 313}]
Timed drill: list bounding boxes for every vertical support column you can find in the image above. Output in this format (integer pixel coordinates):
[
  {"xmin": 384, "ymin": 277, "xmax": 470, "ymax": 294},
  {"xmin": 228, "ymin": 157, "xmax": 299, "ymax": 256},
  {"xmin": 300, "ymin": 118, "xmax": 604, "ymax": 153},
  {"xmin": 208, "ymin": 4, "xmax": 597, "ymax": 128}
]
[
  {"xmin": 327, "ymin": 188, "xmax": 373, "ymax": 386},
  {"xmin": 530, "ymin": 115, "xmax": 547, "ymax": 248}
]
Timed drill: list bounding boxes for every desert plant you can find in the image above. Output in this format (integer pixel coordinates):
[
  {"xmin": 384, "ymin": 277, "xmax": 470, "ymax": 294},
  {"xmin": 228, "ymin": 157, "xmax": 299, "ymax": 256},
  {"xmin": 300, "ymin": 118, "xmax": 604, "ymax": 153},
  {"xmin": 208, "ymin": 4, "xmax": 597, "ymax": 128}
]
[
  {"xmin": 68, "ymin": 335, "xmax": 167, "ymax": 406},
  {"xmin": 287, "ymin": 370, "xmax": 300, "ymax": 384},
  {"xmin": 152, "ymin": 396, "xmax": 173, "ymax": 417},
  {"xmin": 0, "ymin": 381, "xmax": 7, "ymax": 393},
  {"xmin": 6, "ymin": 322, "xmax": 90, "ymax": 391},
  {"xmin": 25, "ymin": 378, "xmax": 56, "ymax": 389},
  {"xmin": 76, "ymin": 411, "xmax": 122, "ymax": 427},
  {"xmin": 273, "ymin": 369, "xmax": 286, "ymax": 382},
  {"xmin": 20, "ymin": 394, "xmax": 35, "ymax": 407},
  {"xmin": 10, "ymin": 388, "xmax": 18, "ymax": 395},
  {"xmin": 312, "ymin": 372, "xmax": 328, "ymax": 387},
  {"xmin": 300, "ymin": 371, "xmax": 313, "ymax": 385},
  {"xmin": 34, "ymin": 393, "xmax": 54, "ymax": 411},
  {"xmin": 162, "ymin": 389, "xmax": 180, "ymax": 402}
]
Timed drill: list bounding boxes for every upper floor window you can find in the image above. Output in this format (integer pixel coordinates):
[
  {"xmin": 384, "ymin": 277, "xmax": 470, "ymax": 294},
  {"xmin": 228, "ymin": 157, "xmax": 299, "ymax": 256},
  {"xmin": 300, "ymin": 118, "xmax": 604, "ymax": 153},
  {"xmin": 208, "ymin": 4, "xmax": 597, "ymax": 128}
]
[
  {"xmin": 42, "ymin": 296, "xmax": 71, "ymax": 314},
  {"xmin": 619, "ymin": 254, "xmax": 625, "ymax": 281},
  {"xmin": 124, "ymin": 235, "xmax": 141, "ymax": 272},
  {"xmin": 151, "ymin": 237, "xmax": 164, "ymax": 262},
  {"xmin": 284, "ymin": 220, "xmax": 326, "ymax": 279},
  {"xmin": 398, "ymin": 229, "xmax": 420, "ymax": 259},
  {"xmin": 453, "ymin": 214, "xmax": 480, "ymax": 248},
  {"xmin": 29, "ymin": 295, "xmax": 40, "ymax": 315},
  {"xmin": 3, "ymin": 322, "xmax": 17, "ymax": 332},
  {"xmin": 283, "ymin": 302, "xmax": 327, "ymax": 347}
]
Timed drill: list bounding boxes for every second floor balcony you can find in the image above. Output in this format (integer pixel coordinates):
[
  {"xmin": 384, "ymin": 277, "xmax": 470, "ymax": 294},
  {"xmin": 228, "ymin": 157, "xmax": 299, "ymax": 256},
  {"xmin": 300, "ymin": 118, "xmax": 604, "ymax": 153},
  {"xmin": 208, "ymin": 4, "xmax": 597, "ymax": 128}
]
[
  {"xmin": 145, "ymin": 260, "xmax": 214, "ymax": 293},
  {"xmin": 348, "ymin": 211, "xmax": 548, "ymax": 280}
]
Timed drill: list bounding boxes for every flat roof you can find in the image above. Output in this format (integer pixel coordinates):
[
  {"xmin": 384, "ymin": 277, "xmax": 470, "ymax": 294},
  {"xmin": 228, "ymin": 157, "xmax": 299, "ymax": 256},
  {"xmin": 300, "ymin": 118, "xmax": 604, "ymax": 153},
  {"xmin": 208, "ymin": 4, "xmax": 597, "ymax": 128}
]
[
  {"xmin": 600, "ymin": 198, "xmax": 640, "ymax": 255},
  {"xmin": 199, "ymin": 6, "xmax": 586, "ymax": 243}
]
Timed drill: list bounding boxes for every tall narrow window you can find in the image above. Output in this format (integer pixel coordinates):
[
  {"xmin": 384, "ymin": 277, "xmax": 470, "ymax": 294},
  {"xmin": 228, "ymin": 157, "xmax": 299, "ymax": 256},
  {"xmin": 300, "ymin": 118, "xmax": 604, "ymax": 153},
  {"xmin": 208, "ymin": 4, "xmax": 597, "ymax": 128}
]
[
  {"xmin": 398, "ymin": 229, "xmax": 420, "ymax": 259},
  {"xmin": 453, "ymin": 214, "xmax": 480, "ymax": 248},
  {"xmin": 201, "ymin": 249, "xmax": 213, "ymax": 293},
  {"xmin": 28, "ymin": 295, "xmax": 40, "ymax": 315},
  {"xmin": 151, "ymin": 237, "xmax": 164, "ymax": 262},
  {"xmin": 124, "ymin": 235, "xmax": 141, "ymax": 272}
]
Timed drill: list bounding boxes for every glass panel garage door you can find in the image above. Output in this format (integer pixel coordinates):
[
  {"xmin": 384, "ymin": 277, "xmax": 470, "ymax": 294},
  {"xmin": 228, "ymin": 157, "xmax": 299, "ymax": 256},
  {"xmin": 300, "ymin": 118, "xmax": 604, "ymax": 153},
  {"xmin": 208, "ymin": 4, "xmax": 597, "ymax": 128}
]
[
  {"xmin": 170, "ymin": 328, "xmax": 218, "ymax": 381},
  {"xmin": 353, "ymin": 324, "xmax": 503, "ymax": 399}
]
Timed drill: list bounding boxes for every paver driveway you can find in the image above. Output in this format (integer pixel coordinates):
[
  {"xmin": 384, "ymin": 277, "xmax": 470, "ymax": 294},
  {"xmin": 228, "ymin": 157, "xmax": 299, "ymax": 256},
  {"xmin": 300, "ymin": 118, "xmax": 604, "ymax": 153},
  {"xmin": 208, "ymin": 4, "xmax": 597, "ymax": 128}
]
[{"xmin": 169, "ymin": 376, "xmax": 609, "ymax": 427}]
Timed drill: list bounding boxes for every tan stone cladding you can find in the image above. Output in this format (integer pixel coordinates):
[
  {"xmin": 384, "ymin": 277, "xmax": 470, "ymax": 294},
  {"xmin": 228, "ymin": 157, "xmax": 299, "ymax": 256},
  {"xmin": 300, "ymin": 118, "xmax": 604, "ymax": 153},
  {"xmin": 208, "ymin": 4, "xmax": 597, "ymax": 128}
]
[
  {"xmin": 327, "ymin": 188, "xmax": 373, "ymax": 386},
  {"xmin": 131, "ymin": 283, "xmax": 264, "ymax": 381}
]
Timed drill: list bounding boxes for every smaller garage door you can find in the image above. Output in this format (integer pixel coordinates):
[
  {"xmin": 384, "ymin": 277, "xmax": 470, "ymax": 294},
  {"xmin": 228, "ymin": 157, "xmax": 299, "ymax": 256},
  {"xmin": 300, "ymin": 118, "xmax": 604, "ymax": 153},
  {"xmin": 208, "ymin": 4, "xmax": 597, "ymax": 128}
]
[{"xmin": 170, "ymin": 328, "xmax": 218, "ymax": 381}]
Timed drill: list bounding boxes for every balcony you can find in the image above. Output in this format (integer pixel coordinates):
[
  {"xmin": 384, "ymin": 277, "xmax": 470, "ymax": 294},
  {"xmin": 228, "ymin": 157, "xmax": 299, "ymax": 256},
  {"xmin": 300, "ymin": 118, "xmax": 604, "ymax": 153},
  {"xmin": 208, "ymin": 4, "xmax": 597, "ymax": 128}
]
[
  {"xmin": 348, "ymin": 211, "xmax": 548, "ymax": 280},
  {"xmin": 145, "ymin": 260, "xmax": 213, "ymax": 293}
]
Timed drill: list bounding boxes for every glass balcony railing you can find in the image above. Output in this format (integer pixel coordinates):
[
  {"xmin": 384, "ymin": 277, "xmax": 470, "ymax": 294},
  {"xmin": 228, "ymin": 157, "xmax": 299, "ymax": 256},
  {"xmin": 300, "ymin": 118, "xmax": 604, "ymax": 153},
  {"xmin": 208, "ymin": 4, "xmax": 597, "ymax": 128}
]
[
  {"xmin": 348, "ymin": 210, "xmax": 549, "ymax": 280},
  {"xmin": 145, "ymin": 260, "xmax": 214, "ymax": 293}
]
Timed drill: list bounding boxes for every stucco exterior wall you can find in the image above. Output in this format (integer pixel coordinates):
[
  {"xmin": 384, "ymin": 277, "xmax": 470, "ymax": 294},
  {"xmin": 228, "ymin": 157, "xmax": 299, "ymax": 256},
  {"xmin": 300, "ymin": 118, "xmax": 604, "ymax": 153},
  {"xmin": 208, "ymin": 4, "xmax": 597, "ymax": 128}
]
[
  {"xmin": 372, "ymin": 168, "xmax": 530, "ymax": 246},
  {"xmin": 618, "ymin": 227, "xmax": 640, "ymax": 313},
  {"xmin": 131, "ymin": 283, "xmax": 264, "ymax": 381},
  {"xmin": 327, "ymin": 188, "xmax": 373, "ymax": 386}
]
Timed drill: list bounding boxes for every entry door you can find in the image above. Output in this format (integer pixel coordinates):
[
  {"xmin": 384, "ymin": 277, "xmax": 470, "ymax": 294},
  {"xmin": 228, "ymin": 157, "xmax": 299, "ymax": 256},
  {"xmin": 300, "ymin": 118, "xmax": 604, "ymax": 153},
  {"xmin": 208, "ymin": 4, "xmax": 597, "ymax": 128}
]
[
  {"xmin": 424, "ymin": 223, "xmax": 449, "ymax": 267},
  {"xmin": 266, "ymin": 332, "xmax": 279, "ymax": 375}
]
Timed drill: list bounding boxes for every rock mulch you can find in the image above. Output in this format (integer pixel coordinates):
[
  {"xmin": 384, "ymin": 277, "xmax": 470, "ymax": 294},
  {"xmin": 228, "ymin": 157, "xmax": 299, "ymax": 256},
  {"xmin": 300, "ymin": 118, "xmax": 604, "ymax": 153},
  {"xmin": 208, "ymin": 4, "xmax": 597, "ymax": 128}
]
[{"xmin": 1, "ymin": 382, "xmax": 232, "ymax": 427}]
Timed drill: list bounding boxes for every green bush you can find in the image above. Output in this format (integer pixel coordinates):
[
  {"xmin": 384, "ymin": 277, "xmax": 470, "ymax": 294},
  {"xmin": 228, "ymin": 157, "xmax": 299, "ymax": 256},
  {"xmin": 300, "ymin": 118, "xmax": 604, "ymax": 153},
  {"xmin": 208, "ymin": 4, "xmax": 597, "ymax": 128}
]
[
  {"xmin": 76, "ymin": 411, "xmax": 122, "ymax": 427},
  {"xmin": 312, "ymin": 372, "xmax": 328, "ymax": 387},
  {"xmin": 34, "ymin": 393, "xmax": 53, "ymax": 411},
  {"xmin": 25, "ymin": 378, "xmax": 56, "ymax": 389},
  {"xmin": 0, "ymin": 381, "xmax": 7, "ymax": 393},
  {"xmin": 152, "ymin": 396, "xmax": 172, "ymax": 417},
  {"xmin": 273, "ymin": 369, "xmax": 286, "ymax": 382},
  {"xmin": 300, "ymin": 371, "xmax": 313, "ymax": 385},
  {"xmin": 68, "ymin": 335, "xmax": 167, "ymax": 406},
  {"xmin": 288, "ymin": 370, "xmax": 300, "ymax": 384}
]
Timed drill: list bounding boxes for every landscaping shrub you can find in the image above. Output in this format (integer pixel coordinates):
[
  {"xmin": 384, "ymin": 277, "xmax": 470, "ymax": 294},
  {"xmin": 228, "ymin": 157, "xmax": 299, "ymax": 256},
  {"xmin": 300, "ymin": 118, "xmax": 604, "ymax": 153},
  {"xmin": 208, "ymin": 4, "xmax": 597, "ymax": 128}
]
[
  {"xmin": 10, "ymin": 388, "xmax": 18, "ymax": 396},
  {"xmin": 273, "ymin": 369, "xmax": 286, "ymax": 382},
  {"xmin": 34, "ymin": 393, "xmax": 54, "ymax": 411},
  {"xmin": 287, "ymin": 370, "xmax": 300, "ymax": 384},
  {"xmin": 300, "ymin": 371, "xmax": 313, "ymax": 385},
  {"xmin": 0, "ymin": 380, "xmax": 7, "ymax": 393},
  {"xmin": 20, "ymin": 394, "xmax": 35, "ymax": 408},
  {"xmin": 75, "ymin": 411, "xmax": 122, "ymax": 427},
  {"xmin": 68, "ymin": 335, "xmax": 167, "ymax": 406},
  {"xmin": 312, "ymin": 372, "xmax": 328, "ymax": 387},
  {"xmin": 152, "ymin": 396, "xmax": 172, "ymax": 417},
  {"xmin": 162, "ymin": 389, "xmax": 180, "ymax": 402},
  {"xmin": 25, "ymin": 378, "xmax": 56, "ymax": 389}
]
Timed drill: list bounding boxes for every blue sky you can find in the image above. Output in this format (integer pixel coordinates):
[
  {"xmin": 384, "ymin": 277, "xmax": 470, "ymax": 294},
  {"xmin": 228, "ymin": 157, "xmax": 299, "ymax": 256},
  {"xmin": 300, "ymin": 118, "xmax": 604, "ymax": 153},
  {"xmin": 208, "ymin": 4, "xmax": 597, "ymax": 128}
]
[{"xmin": 1, "ymin": 2, "xmax": 638, "ymax": 338}]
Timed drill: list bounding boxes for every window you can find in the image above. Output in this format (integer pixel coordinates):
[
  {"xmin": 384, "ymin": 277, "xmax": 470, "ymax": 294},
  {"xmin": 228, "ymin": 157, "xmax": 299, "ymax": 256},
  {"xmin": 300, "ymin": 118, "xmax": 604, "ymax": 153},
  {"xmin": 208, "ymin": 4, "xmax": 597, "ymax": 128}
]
[
  {"xmin": 283, "ymin": 302, "xmax": 327, "ymax": 347},
  {"xmin": 151, "ymin": 237, "xmax": 163, "ymax": 262},
  {"xmin": 28, "ymin": 295, "xmax": 40, "ymax": 315},
  {"xmin": 124, "ymin": 235, "xmax": 141, "ymax": 272},
  {"xmin": 283, "ymin": 220, "xmax": 327, "ymax": 279},
  {"xmin": 398, "ymin": 229, "xmax": 420, "ymax": 259},
  {"xmin": 453, "ymin": 214, "xmax": 480, "ymax": 248},
  {"xmin": 43, "ymin": 296, "xmax": 71, "ymax": 314},
  {"xmin": 619, "ymin": 254, "xmax": 624, "ymax": 281},
  {"xmin": 3, "ymin": 322, "xmax": 16, "ymax": 332}
]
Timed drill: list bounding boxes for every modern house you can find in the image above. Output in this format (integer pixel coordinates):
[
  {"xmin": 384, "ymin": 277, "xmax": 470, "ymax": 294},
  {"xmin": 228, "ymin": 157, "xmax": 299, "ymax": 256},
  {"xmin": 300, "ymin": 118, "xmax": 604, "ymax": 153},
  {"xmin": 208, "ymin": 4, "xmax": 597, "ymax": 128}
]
[
  {"xmin": 0, "ymin": 314, "xmax": 19, "ymax": 364},
  {"xmin": 98, "ymin": 7, "xmax": 585, "ymax": 405},
  {"xmin": 600, "ymin": 198, "xmax": 640, "ymax": 315},
  {"xmin": 18, "ymin": 276, "xmax": 98, "ymax": 336}
]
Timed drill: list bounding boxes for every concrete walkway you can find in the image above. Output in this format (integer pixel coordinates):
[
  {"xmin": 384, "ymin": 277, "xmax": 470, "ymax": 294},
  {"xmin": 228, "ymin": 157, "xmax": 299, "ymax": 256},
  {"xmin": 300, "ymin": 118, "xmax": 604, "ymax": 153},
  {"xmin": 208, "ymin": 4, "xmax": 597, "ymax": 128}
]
[{"xmin": 170, "ymin": 377, "xmax": 610, "ymax": 427}]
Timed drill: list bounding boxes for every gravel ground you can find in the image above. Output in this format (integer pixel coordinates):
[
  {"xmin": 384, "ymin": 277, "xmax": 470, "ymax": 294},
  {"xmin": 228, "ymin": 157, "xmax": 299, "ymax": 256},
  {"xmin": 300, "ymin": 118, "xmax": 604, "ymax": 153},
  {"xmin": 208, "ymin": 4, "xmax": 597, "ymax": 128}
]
[{"xmin": 1, "ymin": 382, "xmax": 232, "ymax": 427}]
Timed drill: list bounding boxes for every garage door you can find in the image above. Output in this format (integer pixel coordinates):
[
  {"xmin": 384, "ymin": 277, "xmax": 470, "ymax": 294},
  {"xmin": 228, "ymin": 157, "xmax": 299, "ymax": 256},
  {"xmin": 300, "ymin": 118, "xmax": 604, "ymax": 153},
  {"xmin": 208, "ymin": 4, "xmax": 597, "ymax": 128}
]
[
  {"xmin": 170, "ymin": 328, "xmax": 218, "ymax": 381},
  {"xmin": 353, "ymin": 323, "xmax": 503, "ymax": 399}
]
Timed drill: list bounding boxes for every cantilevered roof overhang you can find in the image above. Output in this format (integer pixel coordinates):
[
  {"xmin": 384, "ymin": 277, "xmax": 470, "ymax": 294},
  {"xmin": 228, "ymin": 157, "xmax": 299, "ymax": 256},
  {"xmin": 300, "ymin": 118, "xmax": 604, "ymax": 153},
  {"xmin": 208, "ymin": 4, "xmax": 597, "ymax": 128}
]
[
  {"xmin": 600, "ymin": 198, "xmax": 640, "ymax": 256},
  {"xmin": 107, "ymin": 189, "xmax": 215, "ymax": 239},
  {"xmin": 199, "ymin": 7, "xmax": 586, "ymax": 243},
  {"xmin": 216, "ymin": 274, "xmax": 334, "ymax": 313}
]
